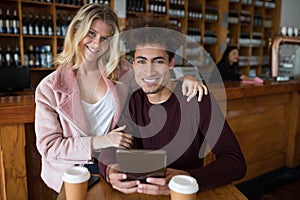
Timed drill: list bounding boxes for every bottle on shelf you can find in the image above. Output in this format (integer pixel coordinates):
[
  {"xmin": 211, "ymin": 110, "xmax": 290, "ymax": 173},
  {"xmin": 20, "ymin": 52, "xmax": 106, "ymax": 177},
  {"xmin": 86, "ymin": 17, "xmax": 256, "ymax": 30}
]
[
  {"xmin": 40, "ymin": 46, "xmax": 46, "ymax": 68},
  {"xmin": 35, "ymin": 46, "xmax": 41, "ymax": 67},
  {"xmin": 5, "ymin": 9, "xmax": 12, "ymax": 34},
  {"xmin": 12, "ymin": 9, "xmax": 19, "ymax": 34},
  {"xmin": 5, "ymin": 45, "xmax": 12, "ymax": 67},
  {"xmin": 13, "ymin": 45, "xmax": 21, "ymax": 67},
  {"xmin": 27, "ymin": 45, "xmax": 35, "ymax": 67},
  {"xmin": 45, "ymin": 45, "xmax": 52, "ymax": 68},
  {"xmin": 56, "ymin": 14, "xmax": 62, "ymax": 36},
  {"xmin": 28, "ymin": 13, "xmax": 34, "ymax": 35},
  {"xmin": 0, "ymin": 46, "xmax": 4, "ymax": 68},
  {"xmin": 61, "ymin": 15, "xmax": 67, "ymax": 36},
  {"xmin": 48, "ymin": 14, "xmax": 53, "ymax": 36},
  {"xmin": 41, "ymin": 15, "xmax": 47, "ymax": 36},
  {"xmin": 22, "ymin": 12, "xmax": 28, "ymax": 35},
  {"xmin": 0, "ymin": 8, "xmax": 3, "ymax": 33},
  {"xmin": 35, "ymin": 13, "xmax": 40, "ymax": 35}
]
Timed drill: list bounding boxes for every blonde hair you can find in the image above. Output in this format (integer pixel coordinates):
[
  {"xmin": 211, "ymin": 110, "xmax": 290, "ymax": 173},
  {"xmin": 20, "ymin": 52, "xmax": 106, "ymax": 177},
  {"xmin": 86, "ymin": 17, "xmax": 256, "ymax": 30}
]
[{"xmin": 53, "ymin": 4, "xmax": 120, "ymax": 81}]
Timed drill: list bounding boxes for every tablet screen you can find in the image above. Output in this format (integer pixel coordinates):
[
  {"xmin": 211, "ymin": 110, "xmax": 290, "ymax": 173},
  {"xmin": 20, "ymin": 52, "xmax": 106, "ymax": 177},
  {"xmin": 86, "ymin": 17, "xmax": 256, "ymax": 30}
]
[{"xmin": 116, "ymin": 149, "xmax": 167, "ymax": 182}]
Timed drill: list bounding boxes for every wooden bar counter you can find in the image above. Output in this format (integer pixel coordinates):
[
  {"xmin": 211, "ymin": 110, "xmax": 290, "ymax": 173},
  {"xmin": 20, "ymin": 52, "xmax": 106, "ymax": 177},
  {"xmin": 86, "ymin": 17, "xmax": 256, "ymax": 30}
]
[
  {"xmin": 57, "ymin": 176, "xmax": 248, "ymax": 200},
  {"xmin": 0, "ymin": 80, "xmax": 300, "ymax": 199},
  {"xmin": 0, "ymin": 95, "xmax": 35, "ymax": 200},
  {"xmin": 209, "ymin": 80, "xmax": 300, "ymax": 183}
]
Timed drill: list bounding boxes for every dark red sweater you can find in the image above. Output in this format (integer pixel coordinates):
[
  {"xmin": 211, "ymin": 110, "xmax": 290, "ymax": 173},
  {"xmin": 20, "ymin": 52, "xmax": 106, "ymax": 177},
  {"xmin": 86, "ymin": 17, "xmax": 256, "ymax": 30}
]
[{"xmin": 99, "ymin": 82, "xmax": 246, "ymax": 191}]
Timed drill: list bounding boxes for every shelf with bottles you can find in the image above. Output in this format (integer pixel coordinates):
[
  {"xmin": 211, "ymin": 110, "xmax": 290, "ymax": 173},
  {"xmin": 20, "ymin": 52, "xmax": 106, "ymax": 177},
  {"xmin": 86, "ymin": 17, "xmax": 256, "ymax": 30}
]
[
  {"xmin": 23, "ymin": 42, "xmax": 54, "ymax": 68},
  {"xmin": 21, "ymin": 0, "xmax": 53, "ymax": 6},
  {"xmin": 55, "ymin": 0, "xmax": 83, "ymax": 8},
  {"xmin": 21, "ymin": 6, "xmax": 54, "ymax": 37},
  {"xmin": 126, "ymin": 0, "xmax": 146, "ymax": 14},
  {"xmin": 168, "ymin": 0, "xmax": 186, "ymax": 20},
  {"xmin": 0, "ymin": 44, "xmax": 22, "ymax": 68},
  {"xmin": 0, "ymin": 1, "xmax": 20, "ymax": 35},
  {"xmin": 187, "ymin": 1, "xmax": 203, "ymax": 22}
]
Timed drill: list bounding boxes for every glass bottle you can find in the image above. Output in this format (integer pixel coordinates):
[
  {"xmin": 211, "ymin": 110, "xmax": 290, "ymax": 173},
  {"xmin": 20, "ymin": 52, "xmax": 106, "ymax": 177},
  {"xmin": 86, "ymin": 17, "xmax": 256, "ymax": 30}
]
[
  {"xmin": 48, "ymin": 14, "xmax": 53, "ymax": 36},
  {"xmin": 0, "ymin": 8, "xmax": 3, "ymax": 33},
  {"xmin": 40, "ymin": 46, "xmax": 46, "ymax": 68},
  {"xmin": 22, "ymin": 12, "xmax": 28, "ymax": 35},
  {"xmin": 56, "ymin": 14, "xmax": 62, "ymax": 36},
  {"xmin": 13, "ymin": 45, "xmax": 21, "ymax": 67},
  {"xmin": 12, "ymin": 9, "xmax": 19, "ymax": 34},
  {"xmin": 35, "ymin": 46, "xmax": 40, "ymax": 67},
  {"xmin": 35, "ymin": 14, "xmax": 40, "ymax": 35},
  {"xmin": 5, "ymin": 9, "xmax": 12, "ymax": 34},
  {"xmin": 28, "ymin": 45, "xmax": 35, "ymax": 67},
  {"xmin": 28, "ymin": 13, "xmax": 34, "ymax": 35},
  {"xmin": 41, "ymin": 15, "xmax": 47, "ymax": 36},
  {"xmin": 0, "ymin": 46, "xmax": 3, "ymax": 68},
  {"xmin": 45, "ymin": 45, "xmax": 52, "ymax": 68},
  {"xmin": 5, "ymin": 45, "xmax": 12, "ymax": 67}
]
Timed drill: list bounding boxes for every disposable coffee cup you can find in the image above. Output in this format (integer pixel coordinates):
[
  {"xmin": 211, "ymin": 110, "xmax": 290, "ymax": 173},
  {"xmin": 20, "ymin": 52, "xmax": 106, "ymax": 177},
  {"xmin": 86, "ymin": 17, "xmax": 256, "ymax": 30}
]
[
  {"xmin": 62, "ymin": 166, "xmax": 91, "ymax": 200},
  {"xmin": 168, "ymin": 175, "xmax": 199, "ymax": 200}
]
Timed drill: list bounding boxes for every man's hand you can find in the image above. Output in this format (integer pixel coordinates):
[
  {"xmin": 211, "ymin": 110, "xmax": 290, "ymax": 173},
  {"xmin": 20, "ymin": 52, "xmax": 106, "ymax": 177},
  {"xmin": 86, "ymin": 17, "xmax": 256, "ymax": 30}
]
[
  {"xmin": 107, "ymin": 164, "xmax": 140, "ymax": 194},
  {"xmin": 136, "ymin": 168, "xmax": 191, "ymax": 195},
  {"xmin": 182, "ymin": 75, "xmax": 208, "ymax": 102}
]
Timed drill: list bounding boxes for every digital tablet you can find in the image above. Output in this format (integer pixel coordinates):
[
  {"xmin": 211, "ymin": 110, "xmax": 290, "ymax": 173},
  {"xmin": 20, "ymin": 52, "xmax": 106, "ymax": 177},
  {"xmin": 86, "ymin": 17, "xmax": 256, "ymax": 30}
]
[{"xmin": 116, "ymin": 149, "xmax": 167, "ymax": 182}]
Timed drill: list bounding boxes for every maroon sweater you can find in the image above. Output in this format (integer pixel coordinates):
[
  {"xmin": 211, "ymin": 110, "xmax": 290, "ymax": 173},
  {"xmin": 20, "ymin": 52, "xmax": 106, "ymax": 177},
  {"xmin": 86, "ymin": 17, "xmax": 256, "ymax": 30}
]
[{"xmin": 99, "ymin": 82, "xmax": 246, "ymax": 191}]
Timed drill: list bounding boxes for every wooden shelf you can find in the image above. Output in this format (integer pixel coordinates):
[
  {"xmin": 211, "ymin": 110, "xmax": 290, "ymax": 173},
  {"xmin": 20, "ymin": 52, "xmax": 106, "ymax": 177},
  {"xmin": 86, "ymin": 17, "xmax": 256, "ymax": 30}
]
[
  {"xmin": 29, "ymin": 67, "xmax": 56, "ymax": 71},
  {"xmin": 1, "ymin": 0, "xmax": 281, "ymax": 87}
]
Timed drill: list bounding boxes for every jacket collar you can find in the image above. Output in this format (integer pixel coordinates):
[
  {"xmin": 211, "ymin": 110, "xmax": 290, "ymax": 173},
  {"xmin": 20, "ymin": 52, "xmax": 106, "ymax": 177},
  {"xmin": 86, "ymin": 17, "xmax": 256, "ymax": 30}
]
[
  {"xmin": 52, "ymin": 66, "xmax": 121, "ymax": 135},
  {"xmin": 53, "ymin": 67, "xmax": 90, "ymax": 136}
]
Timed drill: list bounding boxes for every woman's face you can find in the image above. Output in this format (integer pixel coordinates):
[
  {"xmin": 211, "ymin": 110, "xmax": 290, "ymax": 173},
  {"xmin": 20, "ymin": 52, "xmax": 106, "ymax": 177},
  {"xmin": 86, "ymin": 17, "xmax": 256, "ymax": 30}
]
[
  {"xmin": 80, "ymin": 19, "xmax": 113, "ymax": 62},
  {"xmin": 228, "ymin": 49, "xmax": 239, "ymax": 64}
]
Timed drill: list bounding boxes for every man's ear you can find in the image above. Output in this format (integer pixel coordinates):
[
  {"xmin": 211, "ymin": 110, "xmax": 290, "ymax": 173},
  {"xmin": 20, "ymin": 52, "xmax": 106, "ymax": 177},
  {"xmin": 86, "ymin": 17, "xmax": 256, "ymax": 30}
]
[{"xmin": 169, "ymin": 57, "xmax": 175, "ymax": 70}]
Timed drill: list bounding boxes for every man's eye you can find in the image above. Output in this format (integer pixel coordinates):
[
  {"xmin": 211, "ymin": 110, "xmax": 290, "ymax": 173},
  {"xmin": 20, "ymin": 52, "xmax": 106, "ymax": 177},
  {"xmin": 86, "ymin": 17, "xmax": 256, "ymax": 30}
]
[
  {"xmin": 154, "ymin": 60, "xmax": 164, "ymax": 64},
  {"xmin": 137, "ymin": 60, "xmax": 146, "ymax": 64}
]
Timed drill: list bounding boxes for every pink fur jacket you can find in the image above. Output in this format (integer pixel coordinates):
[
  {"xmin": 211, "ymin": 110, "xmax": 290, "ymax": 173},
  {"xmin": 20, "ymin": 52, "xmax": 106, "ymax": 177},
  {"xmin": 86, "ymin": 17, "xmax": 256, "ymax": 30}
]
[{"xmin": 35, "ymin": 67, "xmax": 123, "ymax": 192}]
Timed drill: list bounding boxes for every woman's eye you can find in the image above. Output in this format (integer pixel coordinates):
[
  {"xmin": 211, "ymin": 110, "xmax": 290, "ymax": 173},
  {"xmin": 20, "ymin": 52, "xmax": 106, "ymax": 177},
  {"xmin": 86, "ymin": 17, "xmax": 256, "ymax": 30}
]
[
  {"xmin": 101, "ymin": 37, "xmax": 109, "ymax": 41},
  {"xmin": 88, "ymin": 31, "xmax": 96, "ymax": 37}
]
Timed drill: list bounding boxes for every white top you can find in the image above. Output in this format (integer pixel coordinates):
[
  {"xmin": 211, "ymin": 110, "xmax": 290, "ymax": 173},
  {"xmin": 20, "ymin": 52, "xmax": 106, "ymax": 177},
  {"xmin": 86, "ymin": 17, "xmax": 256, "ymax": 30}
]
[{"xmin": 81, "ymin": 91, "xmax": 115, "ymax": 136}]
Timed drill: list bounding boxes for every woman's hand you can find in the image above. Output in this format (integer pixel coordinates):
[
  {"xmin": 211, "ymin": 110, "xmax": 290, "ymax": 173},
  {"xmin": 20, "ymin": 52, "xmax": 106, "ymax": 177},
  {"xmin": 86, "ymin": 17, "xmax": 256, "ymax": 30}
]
[
  {"xmin": 92, "ymin": 126, "xmax": 133, "ymax": 150},
  {"xmin": 182, "ymin": 75, "xmax": 208, "ymax": 102}
]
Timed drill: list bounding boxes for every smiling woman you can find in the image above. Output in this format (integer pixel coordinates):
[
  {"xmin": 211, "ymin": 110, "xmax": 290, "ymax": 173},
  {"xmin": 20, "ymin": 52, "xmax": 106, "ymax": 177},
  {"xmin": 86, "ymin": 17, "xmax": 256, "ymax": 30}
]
[{"xmin": 34, "ymin": 4, "xmax": 133, "ymax": 193}]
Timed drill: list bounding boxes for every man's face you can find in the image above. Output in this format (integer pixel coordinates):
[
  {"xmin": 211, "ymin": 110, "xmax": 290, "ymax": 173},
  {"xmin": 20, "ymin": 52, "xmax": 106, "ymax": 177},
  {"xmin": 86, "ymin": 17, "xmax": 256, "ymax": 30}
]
[{"xmin": 133, "ymin": 44, "xmax": 174, "ymax": 95}]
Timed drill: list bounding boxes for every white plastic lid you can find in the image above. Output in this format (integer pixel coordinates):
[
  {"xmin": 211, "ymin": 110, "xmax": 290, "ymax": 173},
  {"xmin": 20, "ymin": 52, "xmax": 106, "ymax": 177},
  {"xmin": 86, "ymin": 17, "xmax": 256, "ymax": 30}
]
[
  {"xmin": 168, "ymin": 175, "xmax": 199, "ymax": 194},
  {"xmin": 62, "ymin": 166, "xmax": 90, "ymax": 184}
]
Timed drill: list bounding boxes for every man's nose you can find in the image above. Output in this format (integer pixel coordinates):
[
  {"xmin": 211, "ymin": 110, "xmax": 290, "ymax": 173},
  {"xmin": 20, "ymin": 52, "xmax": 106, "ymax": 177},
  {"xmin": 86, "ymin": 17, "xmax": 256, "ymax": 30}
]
[{"xmin": 143, "ymin": 64, "xmax": 156, "ymax": 75}]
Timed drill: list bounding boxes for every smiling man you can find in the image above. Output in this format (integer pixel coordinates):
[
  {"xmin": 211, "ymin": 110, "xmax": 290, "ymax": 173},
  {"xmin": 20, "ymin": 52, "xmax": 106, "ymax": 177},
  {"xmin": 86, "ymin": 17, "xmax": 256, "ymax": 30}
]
[{"xmin": 100, "ymin": 15, "xmax": 247, "ymax": 195}]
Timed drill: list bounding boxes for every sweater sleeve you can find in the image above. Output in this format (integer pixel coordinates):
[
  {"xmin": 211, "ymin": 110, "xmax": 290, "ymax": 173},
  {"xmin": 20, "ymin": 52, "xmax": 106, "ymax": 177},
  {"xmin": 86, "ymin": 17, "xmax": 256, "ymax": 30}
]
[{"xmin": 187, "ymin": 93, "xmax": 247, "ymax": 191}]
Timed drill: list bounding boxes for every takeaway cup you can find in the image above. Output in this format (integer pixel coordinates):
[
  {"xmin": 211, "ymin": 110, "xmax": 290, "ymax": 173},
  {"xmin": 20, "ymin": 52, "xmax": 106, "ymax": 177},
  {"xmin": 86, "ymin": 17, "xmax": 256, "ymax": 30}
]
[
  {"xmin": 168, "ymin": 175, "xmax": 199, "ymax": 200},
  {"xmin": 62, "ymin": 166, "xmax": 90, "ymax": 200}
]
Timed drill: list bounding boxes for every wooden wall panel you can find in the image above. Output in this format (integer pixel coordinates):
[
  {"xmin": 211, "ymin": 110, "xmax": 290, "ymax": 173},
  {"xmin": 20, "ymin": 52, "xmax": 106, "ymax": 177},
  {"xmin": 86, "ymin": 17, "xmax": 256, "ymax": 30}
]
[
  {"xmin": 0, "ymin": 125, "xmax": 27, "ymax": 200},
  {"xmin": 234, "ymin": 152, "xmax": 286, "ymax": 183},
  {"xmin": 225, "ymin": 93, "xmax": 295, "ymax": 183}
]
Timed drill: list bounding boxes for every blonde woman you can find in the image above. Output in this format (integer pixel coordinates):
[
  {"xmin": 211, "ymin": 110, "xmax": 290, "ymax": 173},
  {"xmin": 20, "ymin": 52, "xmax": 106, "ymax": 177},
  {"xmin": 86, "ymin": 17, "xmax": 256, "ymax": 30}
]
[{"xmin": 35, "ymin": 4, "xmax": 207, "ymax": 193}]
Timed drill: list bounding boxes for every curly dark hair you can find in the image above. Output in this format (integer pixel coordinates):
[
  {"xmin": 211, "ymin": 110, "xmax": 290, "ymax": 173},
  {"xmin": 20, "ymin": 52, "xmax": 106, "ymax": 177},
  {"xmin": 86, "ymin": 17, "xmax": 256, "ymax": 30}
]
[{"xmin": 121, "ymin": 14, "xmax": 184, "ymax": 61}]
